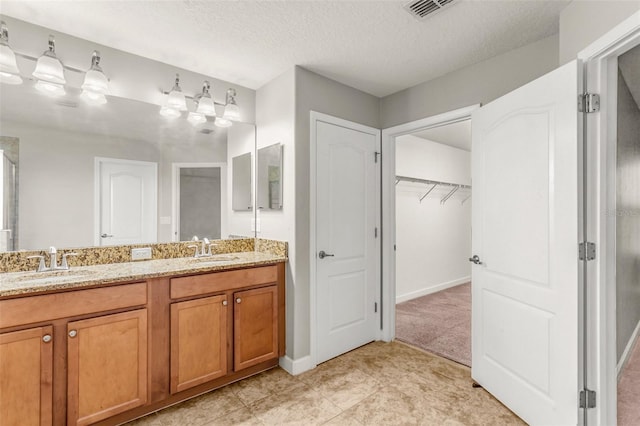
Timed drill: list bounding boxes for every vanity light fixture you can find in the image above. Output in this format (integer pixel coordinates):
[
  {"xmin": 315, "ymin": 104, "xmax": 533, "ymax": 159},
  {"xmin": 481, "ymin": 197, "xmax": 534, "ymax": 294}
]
[
  {"xmin": 222, "ymin": 88, "xmax": 240, "ymax": 122},
  {"xmin": 160, "ymin": 73, "xmax": 187, "ymax": 118},
  {"xmin": 0, "ymin": 21, "xmax": 22, "ymax": 85},
  {"xmin": 32, "ymin": 35, "xmax": 66, "ymax": 96},
  {"xmin": 194, "ymin": 81, "xmax": 216, "ymax": 116},
  {"xmin": 81, "ymin": 50, "xmax": 108, "ymax": 105}
]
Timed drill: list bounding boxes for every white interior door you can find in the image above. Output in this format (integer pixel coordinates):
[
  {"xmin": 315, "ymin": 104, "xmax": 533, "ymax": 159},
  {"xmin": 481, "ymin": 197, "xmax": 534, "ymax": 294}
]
[
  {"xmin": 471, "ymin": 61, "xmax": 581, "ymax": 425},
  {"xmin": 96, "ymin": 158, "xmax": 157, "ymax": 246},
  {"xmin": 314, "ymin": 115, "xmax": 380, "ymax": 364}
]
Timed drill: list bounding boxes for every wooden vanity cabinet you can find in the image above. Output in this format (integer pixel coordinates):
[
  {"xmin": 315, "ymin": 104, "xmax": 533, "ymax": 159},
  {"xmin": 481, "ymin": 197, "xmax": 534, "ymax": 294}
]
[
  {"xmin": 67, "ymin": 309, "xmax": 148, "ymax": 426},
  {"xmin": 0, "ymin": 326, "xmax": 53, "ymax": 426},
  {"xmin": 170, "ymin": 295, "xmax": 228, "ymax": 394}
]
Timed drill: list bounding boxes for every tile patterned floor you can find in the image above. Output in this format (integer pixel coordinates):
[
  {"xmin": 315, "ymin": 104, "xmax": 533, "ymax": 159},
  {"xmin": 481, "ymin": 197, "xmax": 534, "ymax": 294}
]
[
  {"xmin": 126, "ymin": 341, "xmax": 524, "ymax": 426},
  {"xmin": 619, "ymin": 338, "xmax": 640, "ymax": 426}
]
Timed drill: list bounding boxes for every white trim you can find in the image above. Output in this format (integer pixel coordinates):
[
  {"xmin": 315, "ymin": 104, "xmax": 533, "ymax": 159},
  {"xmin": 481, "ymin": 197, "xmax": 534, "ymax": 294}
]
[
  {"xmin": 93, "ymin": 157, "xmax": 158, "ymax": 246},
  {"xmin": 395, "ymin": 276, "xmax": 470, "ymax": 304},
  {"xmin": 617, "ymin": 319, "xmax": 640, "ymax": 379},
  {"xmin": 279, "ymin": 355, "xmax": 315, "ymax": 376},
  {"xmin": 171, "ymin": 162, "xmax": 228, "ymax": 242},
  {"xmin": 380, "ymin": 105, "xmax": 480, "ymax": 343},
  {"xmin": 581, "ymin": 11, "xmax": 640, "ymax": 426},
  {"xmin": 309, "ymin": 111, "xmax": 382, "ymax": 368}
]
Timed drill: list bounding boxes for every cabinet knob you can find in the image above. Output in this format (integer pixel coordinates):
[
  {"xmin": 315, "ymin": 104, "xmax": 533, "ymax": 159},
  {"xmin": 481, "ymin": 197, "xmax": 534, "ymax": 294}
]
[
  {"xmin": 236, "ymin": 297, "xmax": 242, "ymax": 304},
  {"xmin": 69, "ymin": 330, "xmax": 77, "ymax": 338},
  {"xmin": 222, "ymin": 300, "xmax": 228, "ymax": 306},
  {"xmin": 42, "ymin": 334, "xmax": 52, "ymax": 343}
]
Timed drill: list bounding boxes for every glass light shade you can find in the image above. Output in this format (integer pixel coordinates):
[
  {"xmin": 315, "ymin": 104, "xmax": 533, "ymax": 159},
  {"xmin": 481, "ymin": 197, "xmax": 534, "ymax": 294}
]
[
  {"xmin": 222, "ymin": 103, "xmax": 240, "ymax": 121},
  {"xmin": 214, "ymin": 117, "xmax": 232, "ymax": 128},
  {"xmin": 166, "ymin": 89, "xmax": 187, "ymax": 111},
  {"xmin": 187, "ymin": 112, "xmax": 206, "ymax": 125},
  {"xmin": 32, "ymin": 53, "xmax": 66, "ymax": 85},
  {"xmin": 159, "ymin": 106, "xmax": 181, "ymax": 118},
  {"xmin": 34, "ymin": 80, "xmax": 65, "ymax": 96},
  {"xmin": 81, "ymin": 90, "xmax": 107, "ymax": 105},
  {"xmin": 196, "ymin": 96, "xmax": 216, "ymax": 116},
  {"xmin": 82, "ymin": 69, "xmax": 109, "ymax": 94},
  {"xmin": 0, "ymin": 44, "xmax": 22, "ymax": 85}
]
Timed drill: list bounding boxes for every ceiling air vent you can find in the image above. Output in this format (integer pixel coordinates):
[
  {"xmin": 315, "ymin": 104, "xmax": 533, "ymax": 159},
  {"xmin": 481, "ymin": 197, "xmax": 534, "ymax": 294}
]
[
  {"xmin": 200, "ymin": 128, "xmax": 215, "ymax": 134},
  {"xmin": 404, "ymin": 0, "xmax": 457, "ymax": 20}
]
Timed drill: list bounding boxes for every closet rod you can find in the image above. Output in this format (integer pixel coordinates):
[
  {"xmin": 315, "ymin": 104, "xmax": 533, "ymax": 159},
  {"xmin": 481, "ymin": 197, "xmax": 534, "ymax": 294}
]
[{"xmin": 395, "ymin": 175, "xmax": 471, "ymax": 189}]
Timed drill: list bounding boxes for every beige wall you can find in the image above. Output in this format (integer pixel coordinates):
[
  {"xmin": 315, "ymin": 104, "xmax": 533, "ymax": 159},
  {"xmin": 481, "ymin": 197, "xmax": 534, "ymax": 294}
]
[
  {"xmin": 559, "ymin": 0, "xmax": 640, "ymax": 64},
  {"xmin": 379, "ymin": 34, "xmax": 559, "ymax": 129}
]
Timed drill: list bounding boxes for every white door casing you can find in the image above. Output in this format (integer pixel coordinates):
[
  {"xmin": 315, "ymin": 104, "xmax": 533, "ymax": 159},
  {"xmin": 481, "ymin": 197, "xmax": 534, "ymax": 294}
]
[
  {"xmin": 471, "ymin": 61, "xmax": 581, "ymax": 425},
  {"xmin": 95, "ymin": 157, "xmax": 158, "ymax": 246},
  {"xmin": 311, "ymin": 112, "xmax": 381, "ymax": 365}
]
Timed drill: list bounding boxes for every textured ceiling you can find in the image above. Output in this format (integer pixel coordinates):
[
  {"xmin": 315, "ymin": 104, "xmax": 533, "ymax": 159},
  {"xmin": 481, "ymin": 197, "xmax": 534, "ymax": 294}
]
[
  {"xmin": 0, "ymin": 0, "xmax": 569, "ymax": 97},
  {"xmin": 413, "ymin": 119, "xmax": 471, "ymax": 151}
]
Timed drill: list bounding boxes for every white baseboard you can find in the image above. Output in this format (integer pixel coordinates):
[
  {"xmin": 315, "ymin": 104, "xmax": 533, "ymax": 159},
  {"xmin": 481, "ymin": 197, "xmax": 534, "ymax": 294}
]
[
  {"xmin": 617, "ymin": 318, "xmax": 640, "ymax": 380},
  {"xmin": 279, "ymin": 355, "xmax": 315, "ymax": 375},
  {"xmin": 396, "ymin": 276, "xmax": 471, "ymax": 304}
]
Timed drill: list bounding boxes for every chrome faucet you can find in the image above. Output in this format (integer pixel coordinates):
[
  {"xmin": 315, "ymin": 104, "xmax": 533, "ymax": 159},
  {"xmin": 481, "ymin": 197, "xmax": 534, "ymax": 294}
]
[
  {"xmin": 27, "ymin": 246, "xmax": 78, "ymax": 272},
  {"xmin": 188, "ymin": 236, "xmax": 213, "ymax": 258}
]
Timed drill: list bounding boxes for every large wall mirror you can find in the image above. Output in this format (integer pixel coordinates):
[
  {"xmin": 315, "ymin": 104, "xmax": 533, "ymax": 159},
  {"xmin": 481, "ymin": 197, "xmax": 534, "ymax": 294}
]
[
  {"xmin": 256, "ymin": 143, "xmax": 283, "ymax": 210},
  {"xmin": 0, "ymin": 80, "xmax": 256, "ymax": 251}
]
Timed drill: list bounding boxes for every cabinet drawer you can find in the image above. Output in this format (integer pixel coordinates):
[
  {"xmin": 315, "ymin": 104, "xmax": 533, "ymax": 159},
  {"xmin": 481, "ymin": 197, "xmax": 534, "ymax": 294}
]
[
  {"xmin": 170, "ymin": 266, "xmax": 277, "ymax": 299},
  {"xmin": 0, "ymin": 282, "xmax": 147, "ymax": 329}
]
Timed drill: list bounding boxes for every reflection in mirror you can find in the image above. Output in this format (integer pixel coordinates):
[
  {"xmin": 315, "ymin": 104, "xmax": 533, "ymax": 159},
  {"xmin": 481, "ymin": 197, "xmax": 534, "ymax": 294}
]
[
  {"xmin": 0, "ymin": 137, "xmax": 19, "ymax": 251},
  {"xmin": 0, "ymin": 82, "xmax": 256, "ymax": 251},
  {"xmin": 257, "ymin": 143, "xmax": 283, "ymax": 210},
  {"xmin": 232, "ymin": 152, "xmax": 253, "ymax": 212},
  {"xmin": 175, "ymin": 164, "xmax": 224, "ymax": 241}
]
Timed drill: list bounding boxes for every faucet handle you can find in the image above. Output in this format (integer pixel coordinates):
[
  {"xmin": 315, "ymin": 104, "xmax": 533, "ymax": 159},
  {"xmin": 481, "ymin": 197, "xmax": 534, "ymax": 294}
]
[
  {"xmin": 188, "ymin": 244, "xmax": 200, "ymax": 258},
  {"xmin": 61, "ymin": 253, "xmax": 78, "ymax": 269},
  {"xmin": 49, "ymin": 246, "xmax": 57, "ymax": 254},
  {"xmin": 27, "ymin": 255, "xmax": 47, "ymax": 272}
]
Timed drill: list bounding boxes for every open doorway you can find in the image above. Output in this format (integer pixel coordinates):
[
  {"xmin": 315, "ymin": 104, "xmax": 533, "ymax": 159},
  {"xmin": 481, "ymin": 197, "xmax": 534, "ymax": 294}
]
[
  {"xmin": 394, "ymin": 119, "xmax": 472, "ymax": 367},
  {"xmin": 614, "ymin": 43, "xmax": 640, "ymax": 426}
]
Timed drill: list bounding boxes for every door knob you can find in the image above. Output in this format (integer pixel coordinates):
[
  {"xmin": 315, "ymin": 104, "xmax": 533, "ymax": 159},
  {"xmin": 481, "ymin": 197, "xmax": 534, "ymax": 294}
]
[
  {"xmin": 318, "ymin": 250, "xmax": 334, "ymax": 259},
  {"xmin": 101, "ymin": 233, "xmax": 114, "ymax": 238},
  {"xmin": 468, "ymin": 255, "xmax": 482, "ymax": 265}
]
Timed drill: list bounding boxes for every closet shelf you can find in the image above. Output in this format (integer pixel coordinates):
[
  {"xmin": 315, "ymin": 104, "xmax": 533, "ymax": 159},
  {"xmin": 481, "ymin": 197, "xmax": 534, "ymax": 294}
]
[{"xmin": 395, "ymin": 175, "xmax": 472, "ymax": 205}]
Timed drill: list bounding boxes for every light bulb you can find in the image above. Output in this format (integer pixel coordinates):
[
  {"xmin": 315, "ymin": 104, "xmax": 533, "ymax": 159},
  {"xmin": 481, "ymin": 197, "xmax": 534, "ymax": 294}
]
[
  {"xmin": 81, "ymin": 90, "xmax": 107, "ymax": 105},
  {"xmin": 214, "ymin": 117, "xmax": 232, "ymax": 128},
  {"xmin": 159, "ymin": 106, "xmax": 181, "ymax": 118},
  {"xmin": 34, "ymin": 80, "xmax": 65, "ymax": 96},
  {"xmin": 187, "ymin": 112, "xmax": 206, "ymax": 125}
]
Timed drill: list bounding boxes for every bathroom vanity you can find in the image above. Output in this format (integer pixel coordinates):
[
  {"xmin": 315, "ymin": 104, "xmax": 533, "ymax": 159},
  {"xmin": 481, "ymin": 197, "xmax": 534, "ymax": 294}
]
[{"xmin": 0, "ymin": 251, "xmax": 286, "ymax": 426}]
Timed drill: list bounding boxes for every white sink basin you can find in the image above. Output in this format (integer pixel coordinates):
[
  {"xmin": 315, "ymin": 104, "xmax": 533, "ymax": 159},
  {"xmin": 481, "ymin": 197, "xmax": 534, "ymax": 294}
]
[{"xmin": 189, "ymin": 255, "xmax": 241, "ymax": 266}]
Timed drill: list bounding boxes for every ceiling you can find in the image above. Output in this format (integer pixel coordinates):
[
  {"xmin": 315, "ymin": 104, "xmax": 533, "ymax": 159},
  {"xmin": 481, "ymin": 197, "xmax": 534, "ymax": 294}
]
[
  {"xmin": 412, "ymin": 119, "xmax": 471, "ymax": 151},
  {"xmin": 0, "ymin": 0, "xmax": 569, "ymax": 98}
]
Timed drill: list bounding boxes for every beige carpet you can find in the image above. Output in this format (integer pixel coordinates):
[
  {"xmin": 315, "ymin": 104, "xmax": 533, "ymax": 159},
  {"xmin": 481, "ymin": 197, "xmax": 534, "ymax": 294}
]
[
  {"xmin": 395, "ymin": 283, "xmax": 471, "ymax": 367},
  {"xmin": 619, "ymin": 337, "xmax": 640, "ymax": 425}
]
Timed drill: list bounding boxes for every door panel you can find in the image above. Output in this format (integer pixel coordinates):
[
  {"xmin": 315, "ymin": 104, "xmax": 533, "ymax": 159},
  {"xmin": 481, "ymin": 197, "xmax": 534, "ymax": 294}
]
[
  {"xmin": 171, "ymin": 295, "xmax": 228, "ymax": 393},
  {"xmin": 471, "ymin": 61, "xmax": 580, "ymax": 425},
  {"xmin": 97, "ymin": 158, "xmax": 157, "ymax": 246},
  {"xmin": 67, "ymin": 309, "xmax": 147, "ymax": 426},
  {"xmin": 0, "ymin": 326, "xmax": 53, "ymax": 426},
  {"xmin": 316, "ymin": 118, "xmax": 380, "ymax": 364}
]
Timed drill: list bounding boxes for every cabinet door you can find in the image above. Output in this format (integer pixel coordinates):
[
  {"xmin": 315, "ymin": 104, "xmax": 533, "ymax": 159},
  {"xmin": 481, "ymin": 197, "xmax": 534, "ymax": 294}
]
[
  {"xmin": 67, "ymin": 309, "xmax": 147, "ymax": 426},
  {"xmin": 0, "ymin": 326, "xmax": 53, "ymax": 426},
  {"xmin": 234, "ymin": 286, "xmax": 278, "ymax": 371},
  {"xmin": 170, "ymin": 294, "xmax": 228, "ymax": 394}
]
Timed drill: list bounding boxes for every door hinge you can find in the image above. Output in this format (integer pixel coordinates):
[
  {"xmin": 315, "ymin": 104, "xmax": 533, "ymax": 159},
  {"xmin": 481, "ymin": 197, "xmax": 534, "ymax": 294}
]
[
  {"xmin": 374, "ymin": 152, "xmax": 381, "ymax": 163},
  {"xmin": 579, "ymin": 389, "xmax": 596, "ymax": 409},
  {"xmin": 374, "ymin": 302, "xmax": 378, "ymax": 313},
  {"xmin": 579, "ymin": 93, "xmax": 600, "ymax": 113},
  {"xmin": 374, "ymin": 227, "xmax": 378, "ymax": 238},
  {"xmin": 579, "ymin": 242, "xmax": 596, "ymax": 261}
]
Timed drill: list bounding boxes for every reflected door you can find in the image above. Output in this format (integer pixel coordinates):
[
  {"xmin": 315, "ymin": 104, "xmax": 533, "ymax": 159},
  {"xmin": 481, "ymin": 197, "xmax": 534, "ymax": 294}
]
[
  {"xmin": 315, "ymin": 115, "xmax": 380, "ymax": 364},
  {"xmin": 96, "ymin": 158, "xmax": 157, "ymax": 246},
  {"xmin": 471, "ymin": 61, "xmax": 580, "ymax": 425}
]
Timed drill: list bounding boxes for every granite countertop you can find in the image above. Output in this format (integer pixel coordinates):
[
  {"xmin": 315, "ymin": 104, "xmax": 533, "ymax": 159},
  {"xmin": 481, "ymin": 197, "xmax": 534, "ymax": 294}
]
[{"xmin": 0, "ymin": 251, "xmax": 286, "ymax": 297}]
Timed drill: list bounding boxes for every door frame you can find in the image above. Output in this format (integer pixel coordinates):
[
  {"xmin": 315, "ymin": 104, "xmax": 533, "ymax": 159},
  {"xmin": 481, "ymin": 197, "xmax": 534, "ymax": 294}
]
[
  {"xmin": 380, "ymin": 104, "xmax": 479, "ymax": 342},
  {"xmin": 309, "ymin": 111, "xmax": 382, "ymax": 368},
  {"xmin": 171, "ymin": 162, "xmax": 228, "ymax": 242},
  {"xmin": 579, "ymin": 10, "xmax": 640, "ymax": 426},
  {"xmin": 93, "ymin": 157, "xmax": 158, "ymax": 246}
]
